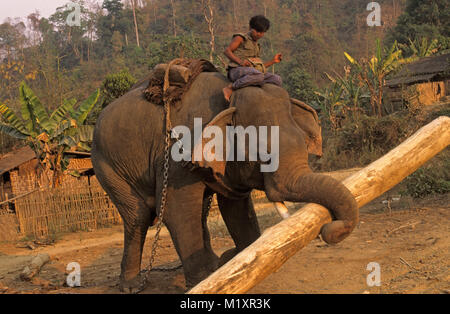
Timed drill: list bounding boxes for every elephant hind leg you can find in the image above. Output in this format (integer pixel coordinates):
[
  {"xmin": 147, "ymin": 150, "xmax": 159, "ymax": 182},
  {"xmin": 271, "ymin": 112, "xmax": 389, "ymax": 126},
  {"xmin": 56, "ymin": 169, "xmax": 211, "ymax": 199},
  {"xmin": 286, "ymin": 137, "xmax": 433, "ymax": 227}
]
[{"xmin": 93, "ymin": 160, "xmax": 153, "ymax": 293}]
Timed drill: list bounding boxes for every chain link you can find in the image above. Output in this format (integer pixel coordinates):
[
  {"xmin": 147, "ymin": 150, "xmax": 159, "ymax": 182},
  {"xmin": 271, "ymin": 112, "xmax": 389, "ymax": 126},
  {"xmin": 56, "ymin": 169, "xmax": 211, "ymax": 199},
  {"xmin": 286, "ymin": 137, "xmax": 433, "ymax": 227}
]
[{"xmin": 137, "ymin": 107, "xmax": 171, "ymax": 293}]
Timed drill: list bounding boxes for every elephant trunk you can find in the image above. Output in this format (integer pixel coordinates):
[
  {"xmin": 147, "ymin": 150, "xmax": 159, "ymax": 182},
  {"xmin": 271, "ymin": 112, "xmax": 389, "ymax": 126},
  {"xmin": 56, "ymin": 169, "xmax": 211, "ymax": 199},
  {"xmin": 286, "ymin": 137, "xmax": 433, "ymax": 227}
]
[
  {"xmin": 291, "ymin": 173, "xmax": 359, "ymax": 244},
  {"xmin": 265, "ymin": 168, "xmax": 359, "ymax": 244}
]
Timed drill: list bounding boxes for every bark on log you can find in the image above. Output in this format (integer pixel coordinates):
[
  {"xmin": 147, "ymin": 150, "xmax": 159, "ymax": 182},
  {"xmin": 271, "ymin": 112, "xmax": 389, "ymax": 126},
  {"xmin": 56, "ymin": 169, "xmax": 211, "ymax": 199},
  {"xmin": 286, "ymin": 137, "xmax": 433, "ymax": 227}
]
[
  {"xmin": 153, "ymin": 64, "xmax": 191, "ymax": 85},
  {"xmin": 188, "ymin": 116, "xmax": 450, "ymax": 294},
  {"xmin": 20, "ymin": 254, "xmax": 50, "ymax": 281}
]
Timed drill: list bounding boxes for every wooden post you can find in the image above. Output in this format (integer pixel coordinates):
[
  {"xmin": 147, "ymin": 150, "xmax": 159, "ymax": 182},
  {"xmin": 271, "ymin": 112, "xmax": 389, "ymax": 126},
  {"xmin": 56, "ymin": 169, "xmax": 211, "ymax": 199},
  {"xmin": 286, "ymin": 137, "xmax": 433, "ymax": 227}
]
[{"xmin": 188, "ymin": 116, "xmax": 450, "ymax": 294}]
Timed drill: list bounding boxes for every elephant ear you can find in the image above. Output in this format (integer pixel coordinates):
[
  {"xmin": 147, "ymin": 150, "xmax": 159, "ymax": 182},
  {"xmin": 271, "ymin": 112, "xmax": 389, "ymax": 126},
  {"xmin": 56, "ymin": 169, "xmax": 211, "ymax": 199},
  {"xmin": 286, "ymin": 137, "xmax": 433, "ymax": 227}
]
[
  {"xmin": 290, "ymin": 98, "xmax": 323, "ymax": 157},
  {"xmin": 191, "ymin": 107, "xmax": 236, "ymax": 179}
]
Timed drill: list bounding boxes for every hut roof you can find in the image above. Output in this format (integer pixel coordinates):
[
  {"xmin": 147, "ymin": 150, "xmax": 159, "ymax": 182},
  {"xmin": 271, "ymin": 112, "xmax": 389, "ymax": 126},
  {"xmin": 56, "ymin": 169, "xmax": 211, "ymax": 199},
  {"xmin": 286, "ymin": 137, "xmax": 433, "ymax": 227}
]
[
  {"xmin": 0, "ymin": 147, "xmax": 93, "ymax": 176},
  {"xmin": 0, "ymin": 146, "xmax": 36, "ymax": 176},
  {"xmin": 386, "ymin": 53, "xmax": 450, "ymax": 87}
]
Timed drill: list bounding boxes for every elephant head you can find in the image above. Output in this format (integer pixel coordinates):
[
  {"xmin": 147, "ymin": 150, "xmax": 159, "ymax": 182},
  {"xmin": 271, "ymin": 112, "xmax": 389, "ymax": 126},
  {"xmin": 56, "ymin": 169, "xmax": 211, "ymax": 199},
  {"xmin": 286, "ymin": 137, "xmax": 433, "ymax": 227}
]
[{"xmin": 190, "ymin": 82, "xmax": 358, "ymax": 244}]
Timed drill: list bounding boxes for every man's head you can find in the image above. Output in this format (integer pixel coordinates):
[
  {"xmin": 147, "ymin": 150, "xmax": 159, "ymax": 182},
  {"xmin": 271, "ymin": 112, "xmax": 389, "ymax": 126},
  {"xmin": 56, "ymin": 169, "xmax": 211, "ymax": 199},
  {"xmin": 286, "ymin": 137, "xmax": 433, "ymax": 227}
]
[{"xmin": 249, "ymin": 15, "xmax": 270, "ymax": 41}]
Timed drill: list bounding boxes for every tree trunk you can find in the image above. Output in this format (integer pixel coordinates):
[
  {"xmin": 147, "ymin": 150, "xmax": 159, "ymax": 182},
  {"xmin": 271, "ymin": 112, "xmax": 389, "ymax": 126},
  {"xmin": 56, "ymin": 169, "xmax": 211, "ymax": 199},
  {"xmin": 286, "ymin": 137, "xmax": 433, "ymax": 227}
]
[
  {"xmin": 202, "ymin": 0, "xmax": 215, "ymax": 63},
  {"xmin": 188, "ymin": 116, "xmax": 450, "ymax": 294},
  {"xmin": 170, "ymin": 0, "xmax": 177, "ymax": 37},
  {"xmin": 130, "ymin": 0, "xmax": 140, "ymax": 47}
]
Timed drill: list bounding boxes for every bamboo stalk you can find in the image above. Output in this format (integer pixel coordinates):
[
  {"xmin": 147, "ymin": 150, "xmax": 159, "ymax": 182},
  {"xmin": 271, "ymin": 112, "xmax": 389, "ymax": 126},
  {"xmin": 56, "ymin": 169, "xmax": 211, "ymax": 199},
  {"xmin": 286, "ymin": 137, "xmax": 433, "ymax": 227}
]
[
  {"xmin": 0, "ymin": 189, "xmax": 40, "ymax": 206},
  {"xmin": 188, "ymin": 116, "xmax": 450, "ymax": 294}
]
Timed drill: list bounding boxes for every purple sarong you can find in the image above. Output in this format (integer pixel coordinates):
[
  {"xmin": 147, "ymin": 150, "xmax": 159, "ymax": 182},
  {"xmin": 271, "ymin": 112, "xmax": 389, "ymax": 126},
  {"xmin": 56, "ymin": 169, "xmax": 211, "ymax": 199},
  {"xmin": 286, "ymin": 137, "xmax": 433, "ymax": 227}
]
[{"xmin": 228, "ymin": 67, "xmax": 282, "ymax": 90}]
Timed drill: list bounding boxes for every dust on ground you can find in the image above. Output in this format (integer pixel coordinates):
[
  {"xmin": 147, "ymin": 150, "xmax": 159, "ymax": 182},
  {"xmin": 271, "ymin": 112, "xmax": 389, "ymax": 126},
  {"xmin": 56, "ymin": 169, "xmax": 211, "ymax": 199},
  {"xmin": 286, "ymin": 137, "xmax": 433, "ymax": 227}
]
[{"xmin": 0, "ymin": 193, "xmax": 448, "ymax": 294}]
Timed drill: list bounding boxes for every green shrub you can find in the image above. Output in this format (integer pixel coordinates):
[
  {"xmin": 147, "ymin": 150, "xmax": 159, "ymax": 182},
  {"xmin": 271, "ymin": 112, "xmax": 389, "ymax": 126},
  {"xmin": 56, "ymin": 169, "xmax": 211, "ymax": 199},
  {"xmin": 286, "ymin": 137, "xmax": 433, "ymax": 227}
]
[
  {"xmin": 316, "ymin": 113, "xmax": 415, "ymax": 170},
  {"xmin": 101, "ymin": 70, "xmax": 137, "ymax": 108},
  {"xmin": 403, "ymin": 168, "xmax": 450, "ymax": 198},
  {"xmin": 401, "ymin": 149, "xmax": 450, "ymax": 198}
]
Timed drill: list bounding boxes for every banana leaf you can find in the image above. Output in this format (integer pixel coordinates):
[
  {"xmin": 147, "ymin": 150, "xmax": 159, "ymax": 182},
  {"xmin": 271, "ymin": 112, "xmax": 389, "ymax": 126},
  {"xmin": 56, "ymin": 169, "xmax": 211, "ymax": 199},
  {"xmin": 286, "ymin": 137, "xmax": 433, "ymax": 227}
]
[
  {"xmin": 78, "ymin": 125, "xmax": 94, "ymax": 143},
  {"xmin": 0, "ymin": 123, "xmax": 29, "ymax": 139},
  {"xmin": 49, "ymin": 98, "xmax": 77, "ymax": 131},
  {"xmin": 72, "ymin": 89, "xmax": 100, "ymax": 125},
  {"xmin": 77, "ymin": 142, "xmax": 92, "ymax": 152},
  {"xmin": 0, "ymin": 104, "xmax": 29, "ymax": 135},
  {"xmin": 20, "ymin": 82, "xmax": 52, "ymax": 133}
]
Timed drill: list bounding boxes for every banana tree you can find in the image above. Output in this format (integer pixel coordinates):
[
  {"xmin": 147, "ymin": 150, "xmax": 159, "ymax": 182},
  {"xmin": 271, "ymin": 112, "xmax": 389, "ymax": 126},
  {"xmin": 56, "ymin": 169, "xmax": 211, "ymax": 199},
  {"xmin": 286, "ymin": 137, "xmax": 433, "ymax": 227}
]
[
  {"xmin": 324, "ymin": 70, "xmax": 369, "ymax": 119},
  {"xmin": 399, "ymin": 38, "xmax": 440, "ymax": 60},
  {"xmin": 0, "ymin": 82, "xmax": 99, "ymax": 186},
  {"xmin": 313, "ymin": 80, "xmax": 346, "ymax": 132},
  {"xmin": 344, "ymin": 39, "xmax": 404, "ymax": 117}
]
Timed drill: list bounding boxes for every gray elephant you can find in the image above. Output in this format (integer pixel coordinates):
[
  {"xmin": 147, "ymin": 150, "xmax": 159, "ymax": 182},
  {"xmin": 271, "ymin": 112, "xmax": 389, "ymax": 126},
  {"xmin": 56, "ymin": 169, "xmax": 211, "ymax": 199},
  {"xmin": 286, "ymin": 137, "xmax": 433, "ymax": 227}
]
[{"xmin": 91, "ymin": 70, "xmax": 358, "ymax": 293}]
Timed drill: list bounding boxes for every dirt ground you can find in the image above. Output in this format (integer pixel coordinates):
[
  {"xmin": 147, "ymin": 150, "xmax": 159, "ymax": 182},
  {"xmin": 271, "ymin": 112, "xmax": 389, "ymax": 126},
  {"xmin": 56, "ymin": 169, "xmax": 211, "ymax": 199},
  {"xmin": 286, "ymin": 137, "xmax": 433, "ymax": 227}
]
[{"xmin": 0, "ymin": 193, "xmax": 448, "ymax": 294}]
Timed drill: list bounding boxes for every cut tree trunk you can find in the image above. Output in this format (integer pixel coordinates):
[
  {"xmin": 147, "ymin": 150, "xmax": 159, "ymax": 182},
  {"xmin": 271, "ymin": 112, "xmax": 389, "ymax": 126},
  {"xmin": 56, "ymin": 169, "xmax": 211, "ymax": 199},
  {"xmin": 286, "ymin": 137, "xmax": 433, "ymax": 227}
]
[
  {"xmin": 153, "ymin": 64, "xmax": 191, "ymax": 85},
  {"xmin": 188, "ymin": 116, "xmax": 450, "ymax": 294}
]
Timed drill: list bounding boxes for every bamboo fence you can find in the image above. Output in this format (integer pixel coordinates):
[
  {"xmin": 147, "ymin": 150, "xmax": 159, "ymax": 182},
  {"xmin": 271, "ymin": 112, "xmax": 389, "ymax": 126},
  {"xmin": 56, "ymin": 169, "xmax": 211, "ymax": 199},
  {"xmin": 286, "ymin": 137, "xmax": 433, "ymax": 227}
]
[{"xmin": 13, "ymin": 180, "xmax": 121, "ymax": 239}]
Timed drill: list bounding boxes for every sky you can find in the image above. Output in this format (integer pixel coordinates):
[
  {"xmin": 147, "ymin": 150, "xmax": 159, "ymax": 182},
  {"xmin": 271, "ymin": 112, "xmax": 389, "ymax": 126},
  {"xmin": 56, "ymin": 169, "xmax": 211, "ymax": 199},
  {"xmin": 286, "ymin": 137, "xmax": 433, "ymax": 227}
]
[{"xmin": 0, "ymin": 0, "xmax": 101, "ymax": 24}]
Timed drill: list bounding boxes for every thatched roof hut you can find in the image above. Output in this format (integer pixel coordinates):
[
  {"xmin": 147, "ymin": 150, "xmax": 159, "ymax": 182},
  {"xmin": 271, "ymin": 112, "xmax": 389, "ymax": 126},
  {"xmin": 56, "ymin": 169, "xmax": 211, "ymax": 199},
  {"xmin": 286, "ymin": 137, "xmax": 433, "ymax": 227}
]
[
  {"xmin": 0, "ymin": 146, "xmax": 36, "ymax": 177},
  {"xmin": 386, "ymin": 53, "xmax": 450, "ymax": 87},
  {"xmin": 0, "ymin": 147, "xmax": 94, "ymax": 197},
  {"xmin": 385, "ymin": 53, "xmax": 450, "ymax": 107}
]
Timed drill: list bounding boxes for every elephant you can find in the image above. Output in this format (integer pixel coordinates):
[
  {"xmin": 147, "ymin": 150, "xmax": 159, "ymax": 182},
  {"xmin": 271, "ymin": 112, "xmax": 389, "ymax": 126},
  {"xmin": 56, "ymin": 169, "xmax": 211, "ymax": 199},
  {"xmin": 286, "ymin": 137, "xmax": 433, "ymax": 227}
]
[{"xmin": 91, "ymin": 70, "xmax": 358, "ymax": 293}]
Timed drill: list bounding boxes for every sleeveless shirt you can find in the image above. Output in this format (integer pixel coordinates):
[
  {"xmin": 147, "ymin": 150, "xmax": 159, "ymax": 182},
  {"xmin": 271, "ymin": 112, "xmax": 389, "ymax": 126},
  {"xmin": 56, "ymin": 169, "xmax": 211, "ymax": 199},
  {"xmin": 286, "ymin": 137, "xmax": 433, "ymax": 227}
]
[{"xmin": 227, "ymin": 32, "xmax": 266, "ymax": 73}]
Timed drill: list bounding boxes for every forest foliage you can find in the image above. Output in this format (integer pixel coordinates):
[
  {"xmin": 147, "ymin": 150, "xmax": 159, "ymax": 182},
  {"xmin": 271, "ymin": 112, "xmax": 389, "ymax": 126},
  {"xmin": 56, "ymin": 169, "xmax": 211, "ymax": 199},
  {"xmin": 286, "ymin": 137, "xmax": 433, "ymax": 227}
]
[
  {"xmin": 1, "ymin": 0, "xmax": 448, "ymax": 109},
  {"xmin": 0, "ymin": 0, "xmax": 419, "ymax": 108}
]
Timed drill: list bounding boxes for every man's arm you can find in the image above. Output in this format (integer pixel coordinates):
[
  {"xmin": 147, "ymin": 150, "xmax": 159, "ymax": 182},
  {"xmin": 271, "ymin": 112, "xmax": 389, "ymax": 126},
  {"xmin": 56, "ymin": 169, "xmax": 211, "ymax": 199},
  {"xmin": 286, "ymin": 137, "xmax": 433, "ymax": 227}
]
[
  {"xmin": 264, "ymin": 53, "xmax": 283, "ymax": 68},
  {"xmin": 224, "ymin": 36, "xmax": 252, "ymax": 67}
]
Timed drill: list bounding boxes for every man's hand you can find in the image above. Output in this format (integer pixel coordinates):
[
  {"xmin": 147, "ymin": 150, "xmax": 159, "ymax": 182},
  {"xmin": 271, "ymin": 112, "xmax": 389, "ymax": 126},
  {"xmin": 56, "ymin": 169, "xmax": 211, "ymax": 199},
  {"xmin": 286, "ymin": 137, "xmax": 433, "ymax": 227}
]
[
  {"xmin": 273, "ymin": 53, "xmax": 283, "ymax": 64},
  {"xmin": 264, "ymin": 53, "xmax": 283, "ymax": 69},
  {"xmin": 240, "ymin": 59, "xmax": 252, "ymax": 67}
]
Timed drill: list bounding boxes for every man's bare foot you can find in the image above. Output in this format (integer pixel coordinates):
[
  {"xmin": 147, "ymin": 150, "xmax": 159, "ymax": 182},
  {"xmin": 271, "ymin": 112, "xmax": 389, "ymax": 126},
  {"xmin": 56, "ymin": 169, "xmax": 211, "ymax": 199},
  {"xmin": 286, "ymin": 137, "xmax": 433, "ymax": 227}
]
[{"xmin": 223, "ymin": 85, "xmax": 233, "ymax": 102}]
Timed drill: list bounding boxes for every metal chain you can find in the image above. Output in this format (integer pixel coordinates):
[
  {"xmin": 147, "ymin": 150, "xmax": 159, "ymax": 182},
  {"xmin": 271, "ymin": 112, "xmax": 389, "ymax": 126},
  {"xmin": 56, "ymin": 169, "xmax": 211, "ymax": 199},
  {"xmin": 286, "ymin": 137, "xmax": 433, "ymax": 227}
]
[
  {"xmin": 137, "ymin": 104, "xmax": 172, "ymax": 293},
  {"xmin": 136, "ymin": 60, "xmax": 181, "ymax": 294}
]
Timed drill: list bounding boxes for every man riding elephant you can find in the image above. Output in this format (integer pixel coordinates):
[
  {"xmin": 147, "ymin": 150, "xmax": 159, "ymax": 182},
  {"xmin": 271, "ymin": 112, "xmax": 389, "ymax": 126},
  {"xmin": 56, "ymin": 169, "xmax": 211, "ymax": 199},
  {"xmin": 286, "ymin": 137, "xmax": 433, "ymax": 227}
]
[{"xmin": 223, "ymin": 15, "xmax": 283, "ymax": 102}]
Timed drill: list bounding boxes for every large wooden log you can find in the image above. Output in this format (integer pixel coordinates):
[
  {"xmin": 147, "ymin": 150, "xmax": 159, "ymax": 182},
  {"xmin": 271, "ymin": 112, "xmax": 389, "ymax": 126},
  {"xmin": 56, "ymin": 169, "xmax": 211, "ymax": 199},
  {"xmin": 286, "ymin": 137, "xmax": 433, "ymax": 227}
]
[
  {"xmin": 188, "ymin": 116, "xmax": 450, "ymax": 294},
  {"xmin": 153, "ymin": 64, "xmax": 191, "ymax": 85}
]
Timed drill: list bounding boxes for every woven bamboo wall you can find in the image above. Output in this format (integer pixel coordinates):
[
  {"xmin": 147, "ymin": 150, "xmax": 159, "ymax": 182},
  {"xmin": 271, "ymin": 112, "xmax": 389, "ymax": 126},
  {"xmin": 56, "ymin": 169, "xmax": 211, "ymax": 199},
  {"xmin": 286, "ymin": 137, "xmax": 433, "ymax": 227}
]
[
  {"xmin": 67, "ymin": 158, "xmax": 93, "ymax": 171},
  {"xmin": 10, "ymin": 169, "xmax": 90, "ymax": 196},
  {"xmin": 14, "ymin": 182, "xmax": 121, "ymax": 239},
  {"xmin": 0, "ymin": 213, "xmax": 20, "ymax": 242}
]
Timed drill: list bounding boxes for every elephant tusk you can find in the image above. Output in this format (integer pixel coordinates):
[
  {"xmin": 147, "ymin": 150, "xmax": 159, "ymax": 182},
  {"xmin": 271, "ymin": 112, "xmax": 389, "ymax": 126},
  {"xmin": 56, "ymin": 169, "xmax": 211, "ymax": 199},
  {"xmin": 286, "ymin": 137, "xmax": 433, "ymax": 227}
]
[{"xmin": 273, "ymin": 202, "xmax": 291, "ymax": 219}]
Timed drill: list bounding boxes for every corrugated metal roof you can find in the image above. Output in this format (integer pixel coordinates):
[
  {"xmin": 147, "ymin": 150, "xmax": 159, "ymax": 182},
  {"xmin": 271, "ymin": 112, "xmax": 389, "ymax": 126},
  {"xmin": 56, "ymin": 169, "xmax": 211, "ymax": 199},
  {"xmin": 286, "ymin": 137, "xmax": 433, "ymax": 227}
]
[{"xmin": 0, "ymin": 146, "xmax": 36, "ymax": 176}]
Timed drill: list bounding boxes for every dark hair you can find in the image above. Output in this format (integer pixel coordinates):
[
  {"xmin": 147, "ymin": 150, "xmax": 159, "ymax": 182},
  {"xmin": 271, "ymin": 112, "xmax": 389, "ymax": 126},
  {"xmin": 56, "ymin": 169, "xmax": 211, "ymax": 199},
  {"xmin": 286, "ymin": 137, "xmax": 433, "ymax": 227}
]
[{"xmin": 249, "ymin": 15, "xmax": 270, "ymax": 32}]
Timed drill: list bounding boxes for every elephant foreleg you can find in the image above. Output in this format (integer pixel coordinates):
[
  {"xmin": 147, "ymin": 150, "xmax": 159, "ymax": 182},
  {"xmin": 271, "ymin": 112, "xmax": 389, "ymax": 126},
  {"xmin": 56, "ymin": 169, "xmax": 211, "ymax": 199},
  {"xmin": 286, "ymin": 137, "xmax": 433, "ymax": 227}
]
[
  {"xmin": 217, "ymin": 194, "xmax": 261, "ymax": 265},
  {"xmin": 158, "ymin": 170, "xmax": 219, "ymax": 289}
]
